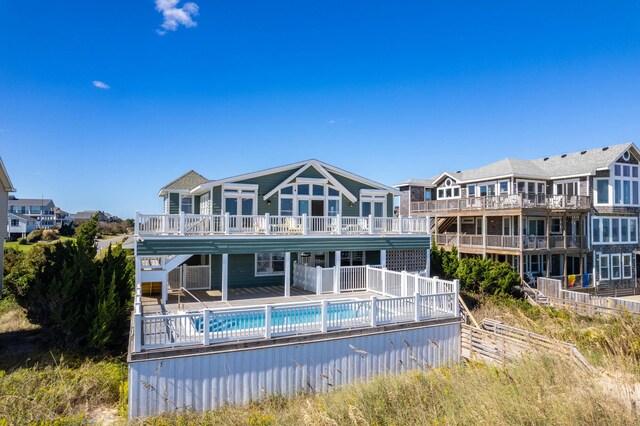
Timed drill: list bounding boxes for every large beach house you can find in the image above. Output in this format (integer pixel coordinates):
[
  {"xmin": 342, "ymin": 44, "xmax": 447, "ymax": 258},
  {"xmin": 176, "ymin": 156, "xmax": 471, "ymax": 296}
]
[
  {"xmin": 0, "ymin": 157, "xmax": 16, "ymax": 293},
  {"xmin": 128, "ymin": 159, "xmax": 460, "ymax": 418},
  {"xmin": 397, "ymin": 142, "xmax": 640, "ymax": 289}
]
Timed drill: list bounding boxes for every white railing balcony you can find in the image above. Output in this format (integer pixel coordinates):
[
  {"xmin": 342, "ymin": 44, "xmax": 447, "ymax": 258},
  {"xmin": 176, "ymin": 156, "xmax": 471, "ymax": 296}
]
[
  {"xmin": 411, "ymin": 194, "xmax": 591, "ymax": 214},
  {"xmin": 134, "ymin": 212, "xmax": 431, "ymax": 237}
]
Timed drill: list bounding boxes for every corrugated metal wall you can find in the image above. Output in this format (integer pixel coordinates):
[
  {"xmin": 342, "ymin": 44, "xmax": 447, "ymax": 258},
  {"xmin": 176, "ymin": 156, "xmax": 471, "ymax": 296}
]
[{"xmin": 129, "ymin": 322, "xmax": 460, "ymax": 418}]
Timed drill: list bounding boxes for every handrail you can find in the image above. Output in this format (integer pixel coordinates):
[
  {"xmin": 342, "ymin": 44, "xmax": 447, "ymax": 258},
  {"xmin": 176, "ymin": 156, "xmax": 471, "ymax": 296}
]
[
  {"xmin": 457, "ymin": 294, "xmax": 480, "ymax": 328},
  {"xmin": 177, "ymin": 286, "xmax": 209, "ymax": 311}
]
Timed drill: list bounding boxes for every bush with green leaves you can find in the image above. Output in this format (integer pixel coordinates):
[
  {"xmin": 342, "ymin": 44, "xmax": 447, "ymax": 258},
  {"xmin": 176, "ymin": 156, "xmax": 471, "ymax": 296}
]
[
  {"xmin": 430, "ymin": 243, "xmax": 519, "ymax": 296},
  {"xmin": 4, "ymin": 214, "xmax": 133, "ymax": 352},
  {"xmin": 17, "ymin": 237, "xmax": 27, "ymax": 245},
  {"xmin": 26, "ymin": 228, "xmax": 43, "ymax": 243}
]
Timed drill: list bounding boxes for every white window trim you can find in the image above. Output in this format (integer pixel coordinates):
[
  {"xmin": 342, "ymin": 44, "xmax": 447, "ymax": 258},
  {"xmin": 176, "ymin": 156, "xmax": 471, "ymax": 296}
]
[
  {"xmin": 360, "ymin": 192, "xmax": 388, "ymax": 217},
  {"xmin": 553, "ymin": 179, "xmax": 580, "ymax": 196},
  {"xmin": 437, "ymin": 185, "xmax": 462, "ymax": 200},
  {"xmin": 255, "ymin": 253, "xmax": 286, "ymax": 277},
  {"xmin": 222, "ymin": 183, "xmax": 259, "ymax": 191},
  {"xmin": 611, "ymin": 254, "xmax": 621, "ymax": 280},
  {"xmin": 599, "ymin": 253, "xmax": 610, "ymax": 281},
  {"xmin": 180, "ymin": 195, "xmax": 193, "ymax": 214},
  {"xmin": 623, "ymin": 253, "xmax": 633, "ymax": 279},
  {"xmin": 223, "ymin": 189, "xmax": 258, "ymax": 216},
  {"xmin": 594, "ymin": 178, "xmax": 611, "ymax": 206},
  {"xmin": 279, "ymin": 183, "xmax": 342, "ymax": 216},
  {"xmin": 592, "ymin": 216, "xmax": 638, "ymax": 245}
]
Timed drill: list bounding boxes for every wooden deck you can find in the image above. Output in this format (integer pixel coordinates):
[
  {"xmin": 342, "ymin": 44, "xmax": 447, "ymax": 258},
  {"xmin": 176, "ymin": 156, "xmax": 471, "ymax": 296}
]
[{"xmin": 142, "ymin": 285, "xmax": 380, "ymax": 314}]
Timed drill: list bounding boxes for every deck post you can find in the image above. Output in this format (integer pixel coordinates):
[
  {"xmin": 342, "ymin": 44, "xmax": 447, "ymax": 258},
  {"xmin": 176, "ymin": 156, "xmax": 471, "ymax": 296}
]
[
  {"xmin": 161, "ymin": 275, "xmax": 168, "ymax": 305},
  {"xmin": 454, "ymin": 279, "xmax": 460, "ymax": 317},
  {"xmin": 333, "ymin": 251, "xmax": 341, "ymax": 294},
  {"xmin": 316, "ymin": 266, "xmax": 323, "ymax": 295},
  {"xmin": 221, "ymin": 253, "xmax": 229, "ymax": 302},
  {"xmin": 401, "ymin": 270, "xmax": 408, "ymax": 297},
  {"xmin": 336, "ymin": 213, "xmax": 342, "ymax": 234},
  {"xmin": 224, "ymin": 213, "xmax": 230, "ymax": 235},
  {"xmin": 382, "ymin": 267, "xmax": 387, "ymax": 296},
  {"xmin": 203, "ymin": 310, "xmax": 211, "ymax": 345},
  {"xmin": 365, "ymin": 265, "xmax": 370, "ymax": 291},
  {"xmin": 368, "ymin": 214, "xmax": 374, "ymax": 234},
  {"xmin": 133, "ymin": 313, "xmax": 142, "ymax": 352},
  {"xmin": 284, "ymin": 252, "xmax": 291, "ymax": 297},
  {"xmin": 414, "ymin": 292, "xmax": 421, "ymax": 321},
  {"xmin": 380, "ymin": 250, "xmax": 387, "ymax": 268},
  {"xmin": 370, "ymin": 296, "xmax": 378, "ymax": 327},
  {"xmin": 179, "ymin": 211, "xmax": 185, "ymax": 235},
  {"xmin": 321, "ymin": 300, "xmax": 328, "ymax": 333},
  {"xmin": 265, "ymin": 305, "xmax": 272, "ymax": 339},
  {"xmin": 302, "ymin": 213, "xmax": 308, "ymax": 235},
  {"xmin": 264, "ymin": 213, "xmax": 270, "ymax": 235},
  {"xmin": 399, "ymin": 214, "xmax": 404, "ymax": 234}
]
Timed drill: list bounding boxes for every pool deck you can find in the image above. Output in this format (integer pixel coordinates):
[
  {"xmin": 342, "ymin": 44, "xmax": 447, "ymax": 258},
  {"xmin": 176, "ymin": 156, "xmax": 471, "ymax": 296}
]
[{"xmin": 142, "ymin": 286, "xmax": 382, "ymax": 315}]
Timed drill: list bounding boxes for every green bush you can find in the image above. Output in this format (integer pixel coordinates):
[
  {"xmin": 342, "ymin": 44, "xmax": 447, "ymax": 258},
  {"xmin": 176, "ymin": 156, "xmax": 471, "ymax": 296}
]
[
  {"xmin": 41, "ymin": 229, "xmax": 60, "ymax": 242},
  {"xmin": 4, "ymin": 214, "xmax": 133, "ymax": 352},
  {"xmin": 17, "ymin": 238, "xmax": 27, "ymax": 245},
  {"xmin": 26, "ymin": 229, "xmax": 43, "ymax": 243}
]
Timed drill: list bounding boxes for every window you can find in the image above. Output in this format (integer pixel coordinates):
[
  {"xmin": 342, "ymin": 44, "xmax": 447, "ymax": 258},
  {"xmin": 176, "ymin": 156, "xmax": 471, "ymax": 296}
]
[
  {"xmin": 341, "ymin": 251, "xmax": 365, "ymax": 266},
  {"xmin": 467, "ymin": 185, "xmax": 475, "ymax": 197},
  {"xmin": 181, "ymin": 196, "xmax": 193, "ymax": 214},
  {"xmin": 612, "ymin": 218, "xmax": 620, "ymax": 242},
  {"xmin": 10, "ymin": 219, "xmax": 19, "ymax": 227},
  {"xmin": 499, "ymin": 181, "xmax": 508, "ymax": 194},
  {"xmin": 280, "ymin": 198, "xmax": 293, "ymax": 216},
  {"xmin": 224, "ymin": 187, "xmax": 257, "ymax": 216},
  {"xmin": 550, "ymin": 218, "xmax": 562, "ymax": 234},
  {"xmin": 255, "ymin": 252, "xmax": 285, "ymax": 276},
  {"xmin": 361, "ymin": 191, "xmax": 387, "ymax": 217},
  {"xmin": 611, "ymin": 254, "xmax": 621, "ymax": 279},
  {"xmin": 623, "ymin": 254, "xmax": 633, "ymax": 279},
  {"xmin": 596, "ymin": 179, "xmax": 609, "ymax": 204},
  {"xmin": 592, "ymin": 216, "xmax": 638, "ymax": 244},
  {"xmin": 599, "ymin": 254, "xmax": 609, "ymax": 281},
  {"xmin": 280, "ymin": 182, "xmax": 342, "ymax": 216},
  {"xmin": 602, "ymin": 218, "xmax": 610, "ymax": 242},
  {"xmin": 527, "ymin": 219, "xmax": 545, "ymax": 236},
  {"xmin": 437, "ymin": 184, "xmax": 461, "ymax": 199},
  {"xmin": 502, "ymin": 217, "xmax": 511, "ymax": 236},
  {"xmin": 621, "ymin": 219, "xmax": 629, "ymax": 242},
  {"xmin": 424, "ymin": 190, "xmax": 432, "ymax": 201},
  {"xmin": 611, "ymin": 163, "xmax": 639, "ymax": 206}
]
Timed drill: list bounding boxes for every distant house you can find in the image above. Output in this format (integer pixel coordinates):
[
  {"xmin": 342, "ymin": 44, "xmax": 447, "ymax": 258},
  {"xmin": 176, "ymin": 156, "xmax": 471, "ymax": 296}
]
[
  {"xmin": 0, "ymin": 157, "xmax": 16, "ymax": 292},
  {"xmin": 8, "ymin": 212, "xmax": 37, "ymax": 240},
  {"xmin": 8, "ymin": 197, "xmax": 56, "ymax": 228},
  {"xmin": 53, "ymin": 207, "xmax": 71, "ymax": 227},
  {"xmin": 70, "ymin": 210, "xmax": 115, "ymax": 223}
]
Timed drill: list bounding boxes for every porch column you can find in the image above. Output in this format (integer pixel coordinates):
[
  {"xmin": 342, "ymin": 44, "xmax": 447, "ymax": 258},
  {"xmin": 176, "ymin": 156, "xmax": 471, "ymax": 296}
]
[
  {"xmin": 380, "ymin": 250, "xmax": 387, "ymax": 268},
  {"xmin": 161, "ymin": 275, "xmax": 168, "ymax": 305},
  {"xmin": 284, "ymin": 252, "xmax": 291, "ymax": 297},
  {"xmin": 334, "ymin": 251, "xmax": 341, "ymax": 294},
  {"xmin": 456, "ymin": 216, "xmax": 461, "ymax": 252},
  {"xmin": 221, "ymin": 253, "xmax": 229, "ymax": 302},
  {"xmin": 482, "ymin": 215, "xmax": 487, "ymax": 259}
]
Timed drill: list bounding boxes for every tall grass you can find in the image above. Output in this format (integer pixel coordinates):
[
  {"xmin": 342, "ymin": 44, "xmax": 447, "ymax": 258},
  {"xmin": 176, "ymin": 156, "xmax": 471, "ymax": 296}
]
[
  {"xmin": 469, "ymin": 294, "xmax": 640, "ymax": 378},
  {"xmin": 0, "ymin": 356, "xmax": 127, "ymax": 424},
  {"xmin": 137, "ymin": 355, "xmax": 638, "ymax": 425}
]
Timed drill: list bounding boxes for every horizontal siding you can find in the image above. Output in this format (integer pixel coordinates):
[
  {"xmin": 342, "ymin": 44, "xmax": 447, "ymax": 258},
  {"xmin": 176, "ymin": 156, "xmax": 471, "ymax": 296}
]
[
  {"xmin": 129, "ymin": 321, "xmax": 461, "ymax": 418},
  {"xmin": 210, "ymin": 254, "xmax": 284, "ymax": 289},
  {"xmin": 137, "ymin": 236, "xmax": 431, "ymax": 256}
]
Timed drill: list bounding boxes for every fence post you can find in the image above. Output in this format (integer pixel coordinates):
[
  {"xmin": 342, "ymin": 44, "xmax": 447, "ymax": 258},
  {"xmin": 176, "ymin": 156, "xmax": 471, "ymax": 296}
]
[
  {"xmin": 203, "ymin": 310, "xmax": 210, "ymax": 345},
  {"xmin": 371, "ymin": 296, "xmax": 378, "ymax": 327},
  {"xmin": 399, "ymin": 214, "xmax": 404, "ymax": 234},
  {"xmin": 433, "ymin": 276, "xmax": 440, "ymax": 294},
  {"xmin": 264, "ymin": 213, "xmax": 270, "ymax": 235},
  {"xmin": 321, "ymin": 300, "xmax": 328, "ymax": 333},
  {"xmin": 368, "ymin": 214, "xmax": 374, "ymax": 234},
  {"xmin": 382, "ymin": 267, "xmax": 387, "ymax": 296},
  {"xmin": 401, "ymin": 270, "xmax": 408, "ymax": 297},
  {"xmin": 316, "ymin": 266, "xmax": 323, "ymax": 295},
  {"xmin": 302, "ymin": 213, "xmax": 308, "ymax": 235},
  {"xmin": 179, "ymin": 211, "xmax": 185, "ymax": 235},
  {"xmin": 365, "ymin": 265, "xmax": 370, "ymax": 292},
  {"xmin": 224, "ymin": 212, "xmax": 230, "ymax": 235},
  {"xmin": 454, "ymin": 279, "xmax": 460, "ymax": 317},
  {"xmin": 265, "ymin": 305, "xmax": 272, "ymax": 339},
  {"xmin": 414, "ymin": 292, "xmax": 421, "ymax": 321},
  {"xmin": 336, "ymin": 213, "xmax": 342, "ymax": 235},
  {"xmin": 134, "ymin": 313, "xmax": 142, "ymax": 352},
  {"xmin": 333, "ymin": 266, "xmax": 340, "ymax": 294}
]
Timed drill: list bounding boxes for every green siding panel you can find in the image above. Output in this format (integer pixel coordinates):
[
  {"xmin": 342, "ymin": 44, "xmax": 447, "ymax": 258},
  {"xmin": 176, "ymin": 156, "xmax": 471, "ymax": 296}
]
[
  {"xmin": 298, "ymin": 167, "xmax": 324, "ymax": 179},
  {"xmin": 169, "ymin": 193, "xmax": 180, "ymax": 214},
  {"xmin": 210, "ymin": 254, "xmax": 284, "ymax": 289},
  {"xmin": 137, "ymin": 236, "xmax": 431, "ymax": 256}
]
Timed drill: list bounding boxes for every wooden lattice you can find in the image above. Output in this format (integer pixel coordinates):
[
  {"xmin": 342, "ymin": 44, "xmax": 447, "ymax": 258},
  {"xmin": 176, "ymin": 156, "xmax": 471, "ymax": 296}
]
[{"xmin": 386, "ymin": 249, "xmax": 428, "ymax": 272}]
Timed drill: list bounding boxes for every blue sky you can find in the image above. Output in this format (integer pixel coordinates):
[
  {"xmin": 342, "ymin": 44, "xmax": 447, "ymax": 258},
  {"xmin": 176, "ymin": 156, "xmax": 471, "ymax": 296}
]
[{"xmin": 1, "ymin": 1, "xmax": 640, "ymax": 218}]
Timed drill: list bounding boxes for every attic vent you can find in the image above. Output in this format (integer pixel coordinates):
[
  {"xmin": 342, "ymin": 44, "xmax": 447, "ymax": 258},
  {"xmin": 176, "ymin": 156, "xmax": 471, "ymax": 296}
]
[
  {"xmin": 581, "ymin": 150, "xmax": 587, "ymax": 155},
  {"xmin": 561, "ymin": 154, "xmax": 567, "ymax": 158},
  {"xmin": 543, "ymin": 157, "xmax": 549, "ymax": 161},
  {"xmin": 602, "ymin": 147, "xmax": 609, "ymax": 151}
]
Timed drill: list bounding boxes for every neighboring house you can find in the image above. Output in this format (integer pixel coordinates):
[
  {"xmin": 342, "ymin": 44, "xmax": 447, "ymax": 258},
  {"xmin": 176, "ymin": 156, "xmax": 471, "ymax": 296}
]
[
  {"xmin": 8, "ymin": 212, "xmax": 37, "ymax": 240},
  {"xmin": 8, "ymin": 197, "xmax": 56, "ymax": 228},
  {"xmin": 53, "ymin": 207, "xmax": 70, "ymax": 227},
  {"xmin": 0, "ymin": 157, "xmax": 16, "ymax": 293},
  {"xmin": 128, "ymin": 159, "xmax": 459, "ymax": 418},
  {"xmin": 71, "ymin": 210, "xmax": 116, "ymax": 223},
  {"xmin": 397, "ymin": 142, "xmax": 640, "ymax": 289}
]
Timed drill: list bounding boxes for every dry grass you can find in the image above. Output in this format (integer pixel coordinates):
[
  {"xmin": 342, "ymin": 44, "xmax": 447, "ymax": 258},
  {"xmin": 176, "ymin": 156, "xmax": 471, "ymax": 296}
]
[
  {"xmin": 0, "ymin": 298, "xmax": 39, "ymax": 334},
  {"xmin": 468, "ymin": 294, "xmax": 640, "ymax": 379},
  {"xmin": 136, "ymin": 355, "xmax": 638, "ymax": 425}
]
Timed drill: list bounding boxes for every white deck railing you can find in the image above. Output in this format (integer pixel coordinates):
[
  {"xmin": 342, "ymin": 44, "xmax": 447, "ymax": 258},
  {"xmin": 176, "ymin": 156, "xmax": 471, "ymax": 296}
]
[
  {"xmin": 133, "ymin": 268, "xmax": 459, "ymax": 352},
  {"xmin": 135, "ymin": 212, "xmax": 430, "ymax": 237}
]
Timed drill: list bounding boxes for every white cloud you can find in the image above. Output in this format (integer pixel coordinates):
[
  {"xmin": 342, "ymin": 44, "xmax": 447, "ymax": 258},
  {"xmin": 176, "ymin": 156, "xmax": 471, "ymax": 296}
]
[
  {"xmin": 92, "ymin": 80, "xmax": 111, "ymax": 90},
  {"xmin": 155, "ymin": 0, "xmax": 199, "ymax": 35}
]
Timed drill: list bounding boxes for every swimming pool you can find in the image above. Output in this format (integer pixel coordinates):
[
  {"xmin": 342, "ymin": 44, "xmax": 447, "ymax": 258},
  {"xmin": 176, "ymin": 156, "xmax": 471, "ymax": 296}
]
[{"xmin": 191, "ymin": 302, "xmax": 366, "ymax": 333}]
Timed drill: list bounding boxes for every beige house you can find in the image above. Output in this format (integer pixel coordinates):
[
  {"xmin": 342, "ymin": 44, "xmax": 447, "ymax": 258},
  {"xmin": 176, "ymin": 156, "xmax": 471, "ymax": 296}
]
[{"xmin": 0, "ymin": 156, "xmax": 16, "ymax": 292}]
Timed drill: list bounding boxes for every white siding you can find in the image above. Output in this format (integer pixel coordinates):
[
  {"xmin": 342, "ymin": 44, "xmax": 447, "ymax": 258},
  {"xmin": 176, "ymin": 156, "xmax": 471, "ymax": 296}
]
[{"xmin": 129, "ymin": 321, "xmax": 460, "ymax": 418}]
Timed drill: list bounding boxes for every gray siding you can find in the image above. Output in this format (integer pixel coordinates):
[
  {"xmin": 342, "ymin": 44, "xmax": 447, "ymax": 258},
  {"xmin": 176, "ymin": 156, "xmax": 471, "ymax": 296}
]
[
  {"xmin": 128, "ymin": 321, "xmax": 461, "ymax": 418},
  {"xmin": 210, "ymin": 254, "xmax": 284, "ymax": 289}
]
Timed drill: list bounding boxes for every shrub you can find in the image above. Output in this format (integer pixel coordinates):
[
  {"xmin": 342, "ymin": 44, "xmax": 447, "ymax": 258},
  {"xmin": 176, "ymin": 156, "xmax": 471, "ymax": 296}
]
[
  {"xmin": 17, "ymin": 238, "xmax": 27, "ymax": 245},
  {"xmin": 4, "ymin": 214, "xmax": 133, "ymax": 351},
  {"xmin": 26, "ymin": 229, "xmax": 43, "ymax": 243},
  {"xmin": 41, "ymin": 229, "xmax": 60, "ymax": 242}
]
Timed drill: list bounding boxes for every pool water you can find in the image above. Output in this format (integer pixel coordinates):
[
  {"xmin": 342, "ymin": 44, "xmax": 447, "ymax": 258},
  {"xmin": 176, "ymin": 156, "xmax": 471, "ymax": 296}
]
[{"xmin": 192, "ymin": 303, "xmax": 364, "ymax": 333}]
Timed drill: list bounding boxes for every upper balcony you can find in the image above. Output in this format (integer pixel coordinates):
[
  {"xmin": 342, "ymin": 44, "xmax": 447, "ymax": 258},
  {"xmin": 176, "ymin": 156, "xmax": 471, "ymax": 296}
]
[
  {"xmin": 135, "ymin": 213, "xmax": 431, "ymax": 237},
  {"xmin": 411, "ymin": 194, "xmax": 590, "ymax": 215}
]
